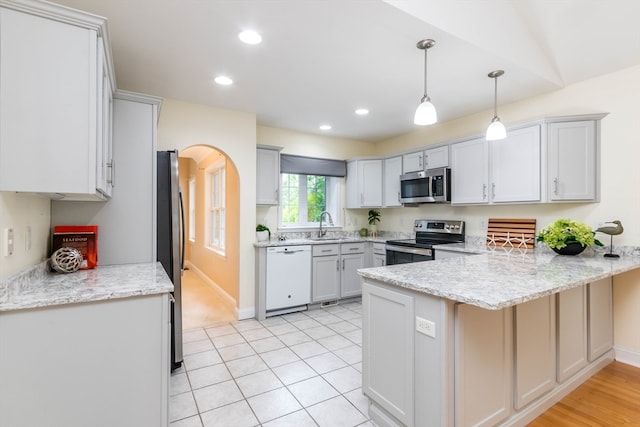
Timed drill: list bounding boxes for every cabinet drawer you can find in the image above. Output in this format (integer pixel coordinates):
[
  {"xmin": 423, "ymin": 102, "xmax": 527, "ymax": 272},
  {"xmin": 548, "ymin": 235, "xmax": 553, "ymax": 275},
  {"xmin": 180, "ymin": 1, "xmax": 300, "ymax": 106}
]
[
  {"xmin": 372, "ymin": 243, "xmax": 386, "ymax": 254},
  {"xmin": 341, "ymin": 242, "xmax": 365, "ymax": 254},
  {"xmin": 313, "ymin": 244, "xmax": 340, "ymax": 256}
]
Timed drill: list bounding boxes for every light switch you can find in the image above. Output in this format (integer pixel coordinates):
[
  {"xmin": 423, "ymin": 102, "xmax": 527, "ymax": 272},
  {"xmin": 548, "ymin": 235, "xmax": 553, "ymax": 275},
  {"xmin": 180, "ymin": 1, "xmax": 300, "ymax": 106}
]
[{"xmin": 4, "ymin": 228, "xmax": 14, "ymax": 256}]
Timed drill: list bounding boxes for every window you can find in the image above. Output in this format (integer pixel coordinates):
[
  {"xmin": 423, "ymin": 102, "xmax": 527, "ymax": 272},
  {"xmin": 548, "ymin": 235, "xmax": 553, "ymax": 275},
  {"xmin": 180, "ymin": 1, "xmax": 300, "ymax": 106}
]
[
  {"xmin": 188, "ymin": 178, "xmax": 195, "ymax": 242},
  {"xmin": 206, "ymin": 162, "xmax": 225, "ymax": 253},
  {"xmin": 280, "ymin": 173, "xmax": 340, "ymax": 228}
]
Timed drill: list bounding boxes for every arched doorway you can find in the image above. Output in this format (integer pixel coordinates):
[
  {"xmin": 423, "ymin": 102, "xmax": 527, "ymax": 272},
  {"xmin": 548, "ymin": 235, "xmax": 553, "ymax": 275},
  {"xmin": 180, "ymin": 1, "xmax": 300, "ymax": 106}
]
[{"xmin": 179, "ymin": 145, "xmax": 240, "ymax": 329}]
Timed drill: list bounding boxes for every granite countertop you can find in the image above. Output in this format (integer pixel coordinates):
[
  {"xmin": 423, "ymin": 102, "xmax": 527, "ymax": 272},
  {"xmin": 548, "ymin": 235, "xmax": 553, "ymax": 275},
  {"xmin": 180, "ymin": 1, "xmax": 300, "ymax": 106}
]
[
  {"xmin": 0, "ymin": 262, "xmax": 174, "ymax": 312},
  {"xmin": 358, "ymin": 248, "xmax": 640, "ymax": 310}
]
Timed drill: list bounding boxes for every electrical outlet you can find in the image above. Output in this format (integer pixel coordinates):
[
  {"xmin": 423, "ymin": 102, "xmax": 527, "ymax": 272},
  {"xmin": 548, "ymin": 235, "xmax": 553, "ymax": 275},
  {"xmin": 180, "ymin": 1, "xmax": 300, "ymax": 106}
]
[
  {"xmin": 4, "ymin": 228, "xmax": 14, "ymax": 256},
  {"xmin": 25, "ymin": 226, "xmax": 31, "ymax": 251},
  {"xmin": 416, "ymin": 316, "xmax": 436, "ymax": 338}
]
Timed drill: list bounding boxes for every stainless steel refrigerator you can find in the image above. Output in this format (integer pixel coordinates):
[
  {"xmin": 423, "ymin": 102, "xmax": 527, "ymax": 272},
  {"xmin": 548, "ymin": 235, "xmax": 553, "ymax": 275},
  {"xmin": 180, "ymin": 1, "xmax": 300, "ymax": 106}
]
[{"xmin": 157, "ymin": 150, "xmax": 184, "ymax": 370}]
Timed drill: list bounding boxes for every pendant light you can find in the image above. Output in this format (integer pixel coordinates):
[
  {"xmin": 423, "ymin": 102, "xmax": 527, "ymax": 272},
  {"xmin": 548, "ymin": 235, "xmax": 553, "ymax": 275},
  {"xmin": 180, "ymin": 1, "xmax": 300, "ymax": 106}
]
[
  {"xmin": 486, "ymin": 70, "xmax": 506, "ymax": 140},
  {"xmin": 414, "ymin": 39, "xmax": 437, "ymax": 126}
]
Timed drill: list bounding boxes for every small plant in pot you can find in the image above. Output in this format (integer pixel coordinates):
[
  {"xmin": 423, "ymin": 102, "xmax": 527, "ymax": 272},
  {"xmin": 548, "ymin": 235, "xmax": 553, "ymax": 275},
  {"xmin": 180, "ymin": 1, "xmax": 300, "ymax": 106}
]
[
  {"xmin": 256, "ymin": 224, "xmax": 271, "ymax": 242},
  {"xmin": 537, "ymin": 218, "xmax": 603, "ymax": 255},
  {"xmin": 368, "ymin": 209, "xmax": 381, "ymax": 237}
]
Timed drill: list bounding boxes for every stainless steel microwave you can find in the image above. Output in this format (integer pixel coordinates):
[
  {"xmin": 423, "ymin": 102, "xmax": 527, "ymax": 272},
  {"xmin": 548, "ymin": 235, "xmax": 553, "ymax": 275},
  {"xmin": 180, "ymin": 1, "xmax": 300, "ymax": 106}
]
[{"xmin": 399, "ymin": 167, "xmax": 451, "ymax": 204}]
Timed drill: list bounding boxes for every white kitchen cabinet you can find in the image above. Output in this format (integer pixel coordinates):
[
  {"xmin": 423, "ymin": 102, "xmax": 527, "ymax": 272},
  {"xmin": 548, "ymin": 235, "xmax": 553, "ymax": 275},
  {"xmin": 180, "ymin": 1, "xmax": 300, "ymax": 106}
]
[
  {"xmin": 402, "ymin": 146, "xmax": 448, "ymax": 173},
  {"xmin": 340, "ymin": 242, "xmax": 365, "ymax": 298},
  {"xmin": 0, "ymin": 293, "xmax": 170, "ymax": 427},
  {"xmin": 452, "ymin": 126, "xmax": 540, "ymax": 205},
  {"xmin": 371, "ymin": 242, "xmax": 386, "ymax": 267},
  {"xmin": 51, "ymin": 92, "xmax": 160, "ymax": 265},
  {"xmin": 0, "ymin": 2, "xmax": 115, "ymax": 200},
  {"xmin": 312, "ymin": 244, "xmax": 340, "ymax": 302},
  {"xmin": 588, "ymin": 277, "xmax": 613, "ymax": 360},
  {"xmin": 383, "ymin": 156, "xmax": 402, "ymax": 207},
  {"xmin": 256, "ymin": 146, "xmax": 281, "ymax": 205},
  {"xmin": 557, "ymin": 286, "xmax": 588, "ymax": 383},
  {"xmin": 490, "ymin": 125, "xmax": 541, "ymax": 203},
  {"xmin": 514, "ymin": 295, "xmax": 556, "ymax": 409},
  {"xmin": 450, "ymin": 137, "xmax": 489, "ymax": 204},
  {"xmin": 346, "ymin": 159, "xmax": 383, "ymax": 208},
  {"xmin": 363, "ymin": 282, "xmax": 415, "ymax": 427},
  {"xmin": 455, "ymin": 304, "xmax": 512, "ymax": 427},
  {"xmin": 547, "ymin": 120, "xmax": 598, "ymax": 201}
]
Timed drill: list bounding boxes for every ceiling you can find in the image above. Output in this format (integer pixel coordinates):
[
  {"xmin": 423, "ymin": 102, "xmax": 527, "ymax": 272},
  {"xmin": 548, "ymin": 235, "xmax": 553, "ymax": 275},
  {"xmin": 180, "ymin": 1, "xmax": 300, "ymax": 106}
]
[{"xmin": 51, "ymin": 0, "xmax": 640, "ymax": 142}]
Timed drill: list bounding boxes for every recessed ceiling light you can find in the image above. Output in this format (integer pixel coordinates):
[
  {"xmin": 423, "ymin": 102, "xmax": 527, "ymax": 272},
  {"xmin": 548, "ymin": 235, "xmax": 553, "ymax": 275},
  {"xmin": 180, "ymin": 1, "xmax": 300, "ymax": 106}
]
[
  {"xmin": 319, "ymin": 124, "xmax": 332, "ymax": 131},
  {"xmin": 355, "ymin": 109, "xmax": 369, "ymax": 115},
  {"xmin": 239, "ymin": 30, "xmax": 262, "ymax": 45},
  {"xmin": 214, "ymin": 76, "xmax": 233, "ymax": 86}
]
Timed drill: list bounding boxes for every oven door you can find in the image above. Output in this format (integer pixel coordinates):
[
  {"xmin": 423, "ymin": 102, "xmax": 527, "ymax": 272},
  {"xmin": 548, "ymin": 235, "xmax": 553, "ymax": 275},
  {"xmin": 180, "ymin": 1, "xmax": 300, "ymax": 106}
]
[{"xmin": 385, "ymin": 244, "xmax": 433, "ymax": 265}]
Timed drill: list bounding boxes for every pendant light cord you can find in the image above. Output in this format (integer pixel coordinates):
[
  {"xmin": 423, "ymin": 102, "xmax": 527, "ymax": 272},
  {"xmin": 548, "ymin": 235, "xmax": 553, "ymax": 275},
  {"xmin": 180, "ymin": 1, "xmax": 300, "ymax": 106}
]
[
  {"xmin": 493, "ymin": 76, "xmax": 498, "ymax": 118},
  {"xmin": 423, "ymin": 47, "xmax": 428, "ymax": 99}
]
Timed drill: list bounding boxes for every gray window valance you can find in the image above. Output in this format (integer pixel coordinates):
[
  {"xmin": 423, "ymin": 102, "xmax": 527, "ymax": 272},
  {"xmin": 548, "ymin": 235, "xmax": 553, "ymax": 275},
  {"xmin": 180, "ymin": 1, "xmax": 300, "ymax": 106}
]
[{"xmin": 280, "ymin": 154, "xmax": 347, "ymax": 177}]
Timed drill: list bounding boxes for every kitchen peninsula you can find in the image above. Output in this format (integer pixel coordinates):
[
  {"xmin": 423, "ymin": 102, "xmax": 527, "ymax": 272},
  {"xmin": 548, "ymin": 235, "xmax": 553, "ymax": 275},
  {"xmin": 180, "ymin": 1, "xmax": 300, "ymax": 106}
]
[
  {"xmin": 358, "ymin": 249, "xmax": 640, "ymax": 427},
  {"xmin": 0, "ymin": 262, "xmax": 173, "ymax": 427}
]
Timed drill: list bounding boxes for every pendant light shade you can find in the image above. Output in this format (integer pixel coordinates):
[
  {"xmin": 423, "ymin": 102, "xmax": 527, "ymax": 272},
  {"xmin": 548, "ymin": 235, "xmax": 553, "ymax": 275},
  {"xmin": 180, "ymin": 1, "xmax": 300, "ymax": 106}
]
[
  {"xmin": 486, "ymin": 70, "xmax": 506, "ymax": 140},
  {"xmin": 414, "ymin": 39, "xmax": 437, "ymax": 126}
]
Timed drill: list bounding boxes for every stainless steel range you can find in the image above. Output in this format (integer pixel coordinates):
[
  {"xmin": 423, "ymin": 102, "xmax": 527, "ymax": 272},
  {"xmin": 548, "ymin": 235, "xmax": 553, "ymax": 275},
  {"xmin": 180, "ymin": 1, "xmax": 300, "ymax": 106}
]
[{"xmin": 385, "ymin": 219, "xmax": 465, "ymax": 265}]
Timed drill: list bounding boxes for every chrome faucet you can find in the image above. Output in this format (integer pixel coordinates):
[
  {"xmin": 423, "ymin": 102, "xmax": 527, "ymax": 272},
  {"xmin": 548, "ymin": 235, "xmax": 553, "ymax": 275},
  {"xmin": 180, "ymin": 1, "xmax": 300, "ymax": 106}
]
[{"xmin": 318, "ymin": 211, "xmax": 334, "ymax": 237}]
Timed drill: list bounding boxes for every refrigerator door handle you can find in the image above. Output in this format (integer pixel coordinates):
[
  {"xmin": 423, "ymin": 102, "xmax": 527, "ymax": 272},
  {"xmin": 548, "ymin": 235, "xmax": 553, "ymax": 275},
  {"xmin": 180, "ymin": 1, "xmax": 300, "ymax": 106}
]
[{"xmin": 179, "ymin": 191, "xmax": 185, "ymax": 271}]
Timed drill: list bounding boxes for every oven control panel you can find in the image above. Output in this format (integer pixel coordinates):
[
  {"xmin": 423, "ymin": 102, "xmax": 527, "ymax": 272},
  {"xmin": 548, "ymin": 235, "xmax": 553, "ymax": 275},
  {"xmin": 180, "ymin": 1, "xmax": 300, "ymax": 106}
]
[{"xmin": 414, "ymin": 219, "xmax": 464, "ymax": 235}]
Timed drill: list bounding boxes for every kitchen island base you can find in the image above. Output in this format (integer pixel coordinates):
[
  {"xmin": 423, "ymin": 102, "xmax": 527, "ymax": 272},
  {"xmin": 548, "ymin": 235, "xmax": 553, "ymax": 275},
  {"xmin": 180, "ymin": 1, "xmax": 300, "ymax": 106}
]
[{"xmin": 362, "ymin": 278, "xmax": 614, "ymax": 427}]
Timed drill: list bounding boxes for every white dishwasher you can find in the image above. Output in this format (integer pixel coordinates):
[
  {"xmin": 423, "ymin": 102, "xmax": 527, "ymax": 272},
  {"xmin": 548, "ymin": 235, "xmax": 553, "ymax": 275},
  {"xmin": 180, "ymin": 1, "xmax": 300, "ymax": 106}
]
[{"xmin": 266, "ymin": 245, "xmax": 312, "ymax": 312}]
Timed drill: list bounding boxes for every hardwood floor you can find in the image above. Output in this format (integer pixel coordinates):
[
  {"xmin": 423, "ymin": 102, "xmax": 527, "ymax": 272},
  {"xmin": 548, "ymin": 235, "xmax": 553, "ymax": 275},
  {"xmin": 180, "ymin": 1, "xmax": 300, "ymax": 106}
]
[
  {"xmin": 528, "ymin": 361, "xmax": 640, "ymax": 426},
  {"xmin": 180, "ymin": 268, "xmax": 236, "ymax": 330}
]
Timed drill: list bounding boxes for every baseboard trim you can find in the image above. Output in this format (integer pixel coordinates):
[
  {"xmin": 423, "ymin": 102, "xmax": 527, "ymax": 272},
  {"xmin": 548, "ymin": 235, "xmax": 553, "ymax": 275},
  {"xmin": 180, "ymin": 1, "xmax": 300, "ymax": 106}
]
[
  {"xmin": 237, "ymin": 307, "xmax": 256, "ymax": 320},
  {"xmin": 187, "ymin": 263, "xmax": 237, "ymax": 311},
  {"xmin": 614, "ymin": 345, "xmax": 640, "ymax": 368}
]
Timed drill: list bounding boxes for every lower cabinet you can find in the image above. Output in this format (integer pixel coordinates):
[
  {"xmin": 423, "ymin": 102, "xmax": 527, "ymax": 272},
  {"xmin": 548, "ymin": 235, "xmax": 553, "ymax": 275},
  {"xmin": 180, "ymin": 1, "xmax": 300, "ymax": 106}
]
[
  {"xmin": 588, "ymin": 277, "xmax": 613, "ymax": 360},
  {"xmin": 557, "ymin": 286, "xmax": 588, "ymax": 382},
  {"xmin": 312, "ymin": 242, "xmax": 365, "ymax": 302},
  {"xmin": 455, "ymin": 304, "xmax": 512, "ymax": 427},
  {"xmin": 0, "ymin": 294, "xmax": 170, "ymax": 427},
  {"xmin": 363, "ymin": 282, "xmax": 415, "ymax": 427},
  {"xmin": 372, "ymin": 242, "xmax": 386, "ymax": 267},
  {"xmin": 514, "ymin": 295, "xmax": 556, "ymax": 409}
]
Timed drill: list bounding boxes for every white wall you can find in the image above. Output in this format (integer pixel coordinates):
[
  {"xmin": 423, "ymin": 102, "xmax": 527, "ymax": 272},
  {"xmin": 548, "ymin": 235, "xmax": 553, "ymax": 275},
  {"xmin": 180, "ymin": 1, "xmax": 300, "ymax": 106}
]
[
  {"xmin": 0, "ymin": 192, "xmax": 50, "ymax": 279},
  {"xmin": 157, "ymin": 98, "xmax": 257, "ymax": 319}
]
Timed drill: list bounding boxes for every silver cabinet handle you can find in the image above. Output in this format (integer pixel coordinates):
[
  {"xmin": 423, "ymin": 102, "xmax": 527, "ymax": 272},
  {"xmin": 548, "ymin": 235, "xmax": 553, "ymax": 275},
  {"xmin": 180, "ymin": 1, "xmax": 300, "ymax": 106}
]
[
  {"xmin": 482, "ymin": 184, "xmax": 487, "ymax": 200},
  {"xmin": 424, "ymin": 154, "xmax": 428, "ymax": 168},
  {"xmin": 275, "ymin": 188, "xmax": 279, "ymax": 203},
  {"xmin": 107, "ymin": 160, "xmax": 115, "ymax": 187},
  {"xmin": 554, "ymin": 178, "xmax": 559, "ymax": 195},
  {"xmin": 397, "ymin": 191, "xmax": 400, "ymax": 202},
  {"xmin": 491, "ymin": 182, "xmax": 496, "ymax": 201},
  {"xmin": 336, "ymin": 259, "xmax": 340, "ymax": 271},
  {"xmin": 342, "ymin": 259, "xmax": 345, "ymax": 270},
  {"xmin": 419, "ymin": 155, "xmax": 423, "ymax": 169}
]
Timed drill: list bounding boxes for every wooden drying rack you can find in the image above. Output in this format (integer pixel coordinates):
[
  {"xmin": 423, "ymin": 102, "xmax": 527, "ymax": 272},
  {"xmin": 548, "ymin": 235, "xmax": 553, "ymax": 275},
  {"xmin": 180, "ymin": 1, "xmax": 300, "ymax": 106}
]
[{"xmin": 486, "ymin": 218, "xmax": 537, "ymax": 249}]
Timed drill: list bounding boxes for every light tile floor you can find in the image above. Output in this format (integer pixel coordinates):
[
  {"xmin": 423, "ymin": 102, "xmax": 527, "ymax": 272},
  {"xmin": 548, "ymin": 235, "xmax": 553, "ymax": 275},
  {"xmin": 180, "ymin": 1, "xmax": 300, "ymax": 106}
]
[{"xmin": 170, "ymin": 301, "xmax": 375, "ymax": 427}]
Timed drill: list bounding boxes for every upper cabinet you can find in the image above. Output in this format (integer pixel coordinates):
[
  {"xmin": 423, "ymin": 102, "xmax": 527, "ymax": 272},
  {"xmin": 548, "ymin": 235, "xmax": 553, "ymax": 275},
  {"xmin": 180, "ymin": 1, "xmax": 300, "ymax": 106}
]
[
  {"xmin": 402, "ymin": 145, "xmax": 449, "ymax": 173},
  {"xmin": 256, "ymin": 146, "xmax": 281, "ymax": 205},
  {"xmin": 547, "ymin": 118, "xmax": 602, "ymax": 202},
  {"xmin": 0, "ymin": 1, "xmax": 115, "ymax": 200},
  {"xmin": 451, "ymin": 125, "xmax": 541, "ymax": 205},
  {"xmin": 383, "ymin": 156, "xmax": 402, "ymax": 207},
  {"xmin": 346, "ymin": 159, "xmax": 382, "ymax": 208}
]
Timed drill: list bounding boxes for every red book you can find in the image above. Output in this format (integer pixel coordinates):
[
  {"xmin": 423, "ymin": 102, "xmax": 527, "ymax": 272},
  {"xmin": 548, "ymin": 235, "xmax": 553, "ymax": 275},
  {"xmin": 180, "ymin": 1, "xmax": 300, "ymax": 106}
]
[{"xmin": 51, "ymin": 225, "xmax": 98, "ymax": 269}]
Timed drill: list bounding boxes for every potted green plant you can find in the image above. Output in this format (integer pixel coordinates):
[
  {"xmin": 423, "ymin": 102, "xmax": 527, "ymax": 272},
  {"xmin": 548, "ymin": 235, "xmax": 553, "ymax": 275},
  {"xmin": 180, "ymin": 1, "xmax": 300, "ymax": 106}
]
[
  {"xmin": 368, "ymin": 209, "xmax": 381, "ymax": 237},
  {"xmin": 537, "ymin": 218, "xmax": 603, "ymax": 255},
  {"xmin": 256, "ymin": 224, "xmax": 271, "ymax": 242}
]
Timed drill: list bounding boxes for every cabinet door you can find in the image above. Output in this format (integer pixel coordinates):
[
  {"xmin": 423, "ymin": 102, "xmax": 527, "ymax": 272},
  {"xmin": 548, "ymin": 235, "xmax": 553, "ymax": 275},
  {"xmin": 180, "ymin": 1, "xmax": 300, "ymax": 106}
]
[
  {"xmin": 557, "ymin": 286, "xmax": 588, "ymax": 383},
  {"xmin": 340, "ymin": 253, "xmax": 364, "ymax": 298},
  {"xmin": 312, "ymin": 255, "xmax": 340, "ymax": 302},
  {"xmin": 256, "ymin": 148, "xmax": 280, "ymax": 205},
  {"xmin": 0, "ymin": 7, "xmax": 103, "ymax": 198},
  {"xmin": 451, "ymin": 138, "xmax": 489, "ymax": 204},
  {"xmin": 456, "ymin": 304, "xmax": 512, "ymax": 427},
  {"xmin": 383, "ymin": 156, "xmax": 402, "ymax": 207},
  {"xmin": 424, "ymin": 146, "xmax": 449, "ymax": 169},
  {"xmin": 547, "ymin": 121, "xmax": 596, "ymax": 201},
  {"xmin": 588, "ymin": 277, "xmax": 613, "ymax": 360},
  {"xmin": 96, "ymin": 40, "xmax": 114, "ymax": 198},
  {"xmin": 402, "ymin": 151, "xmax": 423, "ymax": 173},
  {"xmin": 514, "ymin": 296, "xmax": 556, "ymax": 409},
  {"xmin": 372, "ymin": 254, "xmax": 386, "ymax": 267},
  {"xmin": 359, "ymin": 160, "xmax": 383, "ymax": 207},
  {"xmin": 490, "ymin": 125, "xmax": 540, "ymax": 203},
  {"xmin": 362, "ymin": 282, "xmax": 415, "ymax": 427}
]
